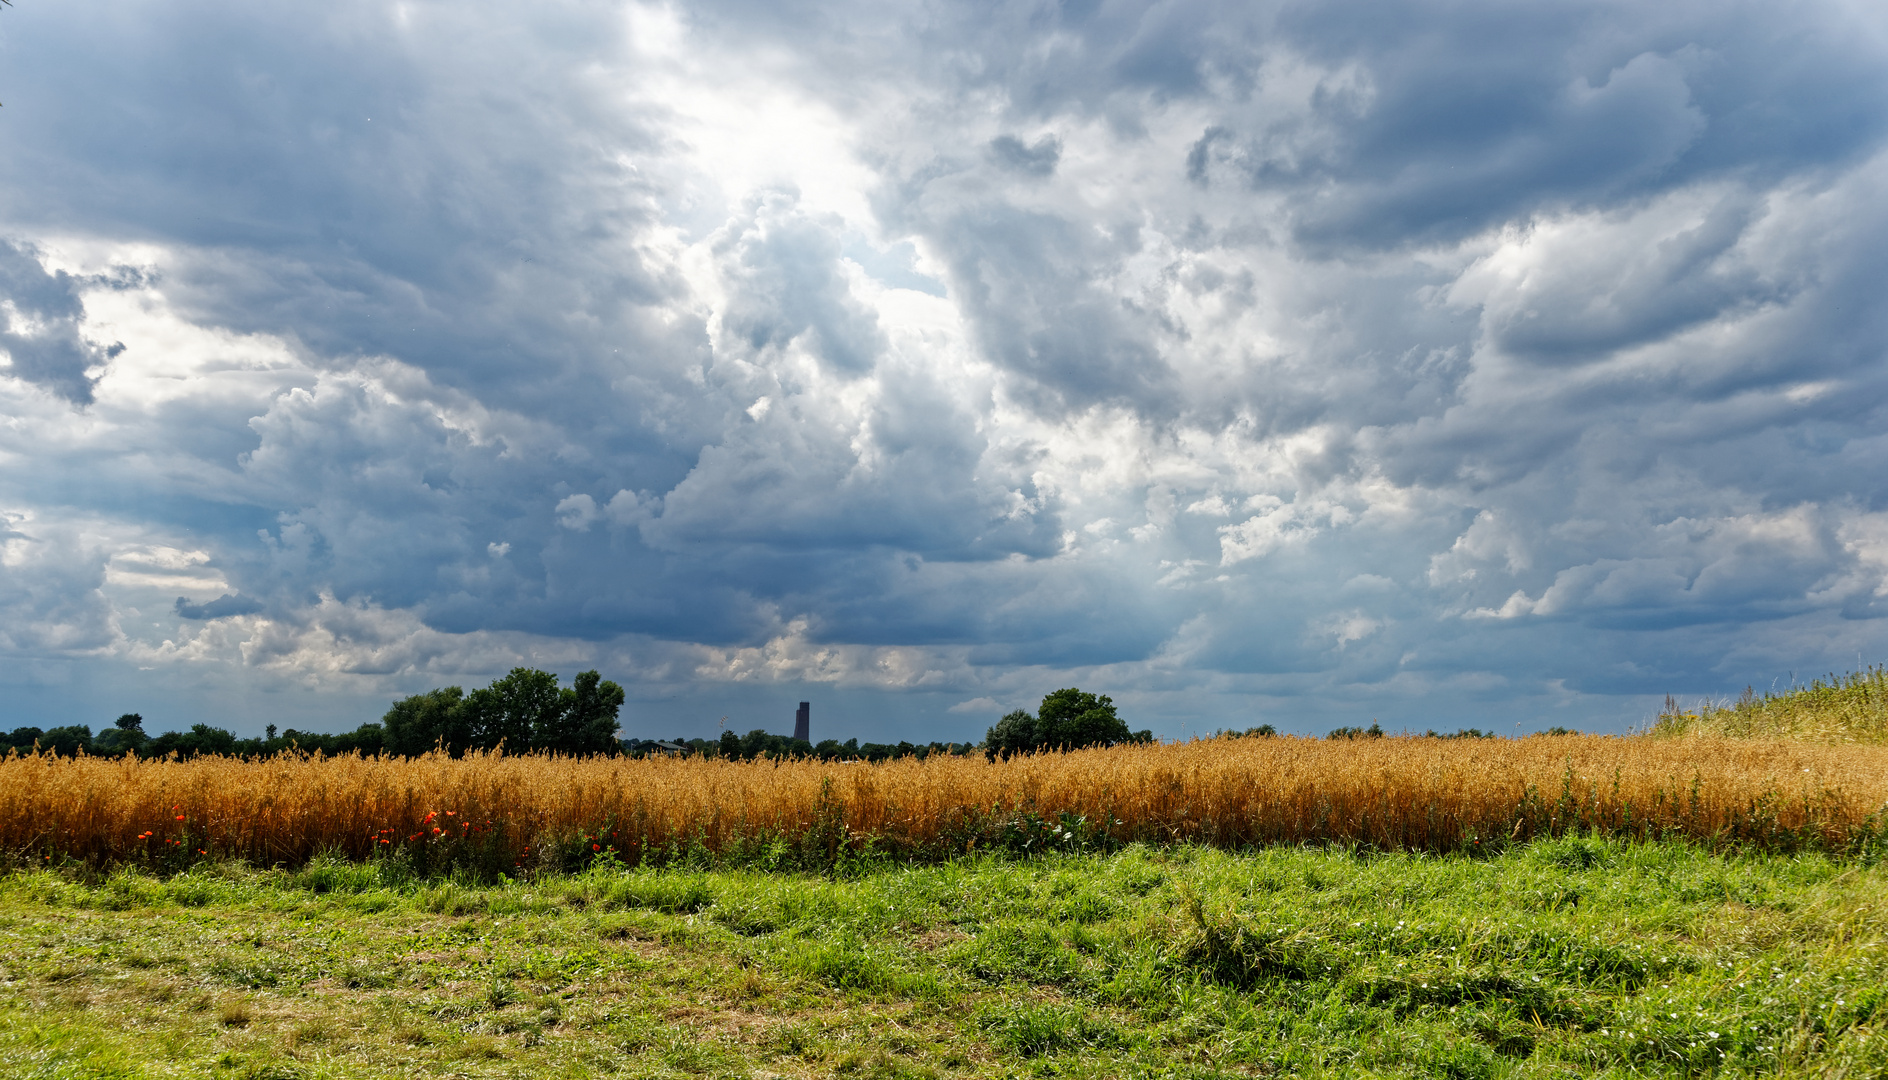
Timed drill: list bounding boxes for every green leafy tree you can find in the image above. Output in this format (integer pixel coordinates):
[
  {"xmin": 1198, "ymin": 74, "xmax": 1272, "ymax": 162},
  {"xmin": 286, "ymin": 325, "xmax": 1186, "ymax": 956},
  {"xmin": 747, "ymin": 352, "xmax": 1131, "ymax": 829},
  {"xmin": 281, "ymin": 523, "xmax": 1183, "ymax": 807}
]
[
  {"xmin": 541, "ymin": 670, "xmax": 625, "ymax": 756},
  {"xmin": 1327, "ymin": 722, "xmax": 1385, "ymax": 740},
  {"xmin": 739, "ymin": 728, "xmax": 771, "ymax": 759},
  {"xmin": 2, "ymin": 726, "xmax": 44, "ymax": 754},
  {"xmin": 984, "ymin": 709, "xmax": 1039, "ymax": 761},
  {"xmin": 146, "ymin": 723, "xmax": 237, "ymax": 758},
  {"xmin": 1036, "ymin": 688, "xmax": 1130, "ymax": 749},
  {"xmin": 381, "ymin": 686, "xmax": 470, "ymax": 756},
  {"xmin": 93, "ymin": 713, "xmax": 148, "ymax": 755},
  {"xmin": 38, "ymin": 724, "xmax": 94, "ymax": 757},
  {"xmin": 326, "ymin": 723, "xmax": 386, "ymax": 755},
  {"xmin": 464, "ymin": 667, "xmax": 562, "ymax": 751},
  {"xmin": 380, "ymin": 668, "xmax": 624, "ymax": 757},
  {"xmin": 985, "ymin": 689, "xmax": 1142, "ymax": 760}
]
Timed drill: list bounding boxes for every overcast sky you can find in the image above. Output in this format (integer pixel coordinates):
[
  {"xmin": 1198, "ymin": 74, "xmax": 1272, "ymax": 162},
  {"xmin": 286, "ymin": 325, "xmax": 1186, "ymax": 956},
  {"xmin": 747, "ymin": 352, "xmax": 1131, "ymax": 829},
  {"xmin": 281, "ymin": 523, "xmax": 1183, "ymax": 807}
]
[{"xmin": 3, "ymin": 0, "xmax": 1887, "ymax": 742}]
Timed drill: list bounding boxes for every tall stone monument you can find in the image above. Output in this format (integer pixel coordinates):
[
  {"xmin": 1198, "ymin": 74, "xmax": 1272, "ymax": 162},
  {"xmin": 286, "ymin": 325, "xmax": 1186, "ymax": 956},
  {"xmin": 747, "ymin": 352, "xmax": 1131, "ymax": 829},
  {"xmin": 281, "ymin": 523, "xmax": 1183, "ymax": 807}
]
[{"xmin": 793, "ymin": 701, "xmax": 810, "ymax": 743}]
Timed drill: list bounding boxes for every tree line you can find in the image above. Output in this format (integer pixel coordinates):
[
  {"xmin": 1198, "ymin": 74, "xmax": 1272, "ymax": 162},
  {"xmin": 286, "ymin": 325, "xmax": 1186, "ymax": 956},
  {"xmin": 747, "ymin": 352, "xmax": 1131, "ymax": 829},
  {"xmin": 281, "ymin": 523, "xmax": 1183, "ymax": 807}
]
[
  {"xmin": 1, "ymin": 682, "xmax": 1151, "ymax": 761},
  {"xmin": 0, "ymin": 674, "xmax": 1579, "ymax": 761},
  {"xmin": 0, "ymin": 668, "xmax": 626, "ymax": 760},
  {"xmin": 621, "ymin": 732, "xmax": 982, "ymax": 763},
  {"xmin": 631, "ymin": 688, "xmax": 1154, "ymax": 764}
]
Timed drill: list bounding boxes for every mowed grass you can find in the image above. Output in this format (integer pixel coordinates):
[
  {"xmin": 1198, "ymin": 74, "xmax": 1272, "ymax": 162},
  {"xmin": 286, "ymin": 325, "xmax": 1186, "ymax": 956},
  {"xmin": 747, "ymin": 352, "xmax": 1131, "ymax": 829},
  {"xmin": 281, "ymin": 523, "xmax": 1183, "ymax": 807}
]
[{"xmin": 3, "ymin": 841, "xmax": 1885, "ymax": 1079}]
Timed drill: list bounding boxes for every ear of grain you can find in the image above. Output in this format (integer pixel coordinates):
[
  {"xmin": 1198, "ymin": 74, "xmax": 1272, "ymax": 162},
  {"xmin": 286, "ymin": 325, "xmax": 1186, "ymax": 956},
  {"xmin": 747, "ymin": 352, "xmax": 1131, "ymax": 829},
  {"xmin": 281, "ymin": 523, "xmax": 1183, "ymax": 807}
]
[{"xmin": 3, "ymin": 735, "xmax": 1884, "ymax": 868}]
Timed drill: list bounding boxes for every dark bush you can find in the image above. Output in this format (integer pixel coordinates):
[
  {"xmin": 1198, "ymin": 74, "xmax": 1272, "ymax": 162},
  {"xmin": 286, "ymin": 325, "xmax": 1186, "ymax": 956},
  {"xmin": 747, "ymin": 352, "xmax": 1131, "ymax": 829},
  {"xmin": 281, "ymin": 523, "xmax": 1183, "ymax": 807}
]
[{"xmin": 1327, "ymin": 723, "xmax": 1385, "ymax": 740}]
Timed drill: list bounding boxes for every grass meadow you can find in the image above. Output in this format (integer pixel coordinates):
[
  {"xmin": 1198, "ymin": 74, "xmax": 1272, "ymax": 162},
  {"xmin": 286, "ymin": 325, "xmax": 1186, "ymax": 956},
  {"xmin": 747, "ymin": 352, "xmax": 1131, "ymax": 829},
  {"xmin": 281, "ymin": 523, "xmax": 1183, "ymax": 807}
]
[
  {"xmin": 4, "ymin": 687, "xmax": 1888, "ymax": 1078},
  {"xmin": 1650, "ymin": 666, "xmax": 1888, "ymax": 746},
  {"xmin": 3, "ymin": 840, "xmax": 1884, "ymax": 1079}
]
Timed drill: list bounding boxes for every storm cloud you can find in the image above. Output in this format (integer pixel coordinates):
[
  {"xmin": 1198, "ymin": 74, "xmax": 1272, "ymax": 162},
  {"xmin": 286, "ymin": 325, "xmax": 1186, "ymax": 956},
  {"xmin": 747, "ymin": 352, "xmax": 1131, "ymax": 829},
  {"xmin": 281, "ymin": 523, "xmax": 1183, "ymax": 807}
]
[{"xmin": 1, "ymin": 0, "xmax": 1886, "ymax": 739}]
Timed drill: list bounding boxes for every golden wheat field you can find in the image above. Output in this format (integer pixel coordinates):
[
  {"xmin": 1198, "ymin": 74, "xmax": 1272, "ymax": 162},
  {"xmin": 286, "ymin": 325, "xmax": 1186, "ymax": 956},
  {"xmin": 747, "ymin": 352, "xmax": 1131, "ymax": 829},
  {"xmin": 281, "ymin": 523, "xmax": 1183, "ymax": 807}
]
[{"xmin": 4, "ymin": 734, "xmax": 1887, "ymax": 868}]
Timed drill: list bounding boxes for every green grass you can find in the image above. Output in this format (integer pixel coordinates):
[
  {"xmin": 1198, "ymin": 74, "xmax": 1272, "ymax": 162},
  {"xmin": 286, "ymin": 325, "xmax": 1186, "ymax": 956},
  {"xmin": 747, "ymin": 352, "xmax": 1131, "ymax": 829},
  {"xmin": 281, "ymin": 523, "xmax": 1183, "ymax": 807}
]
[
  {"xmin": 1650, "ymin": 666, "xmax": 1888, "ymax": 744},
  {"xmin": 1, "ymin": 841, "xmax": 1883, "ymax": 1078}
]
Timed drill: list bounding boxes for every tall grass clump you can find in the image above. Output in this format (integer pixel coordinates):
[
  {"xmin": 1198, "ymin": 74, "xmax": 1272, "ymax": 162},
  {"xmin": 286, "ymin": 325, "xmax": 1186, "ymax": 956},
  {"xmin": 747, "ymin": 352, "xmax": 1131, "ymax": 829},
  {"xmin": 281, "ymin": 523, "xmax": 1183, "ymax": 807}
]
[
  {"xmin": 1649, "ymin": 666, "xmax": 1888, "ymax": 744},
  {"xmin": 5, "ymin": 734, "xmax": 1887, "ymax": 872}
]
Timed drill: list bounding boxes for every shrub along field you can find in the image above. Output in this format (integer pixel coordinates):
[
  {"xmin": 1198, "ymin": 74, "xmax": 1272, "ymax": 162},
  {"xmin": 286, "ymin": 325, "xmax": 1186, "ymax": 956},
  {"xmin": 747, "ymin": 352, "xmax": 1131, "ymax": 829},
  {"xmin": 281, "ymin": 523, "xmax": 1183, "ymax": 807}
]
[{"xmin": 2, "ymin": 840, "xmax": 1884, "ymax": 1079}]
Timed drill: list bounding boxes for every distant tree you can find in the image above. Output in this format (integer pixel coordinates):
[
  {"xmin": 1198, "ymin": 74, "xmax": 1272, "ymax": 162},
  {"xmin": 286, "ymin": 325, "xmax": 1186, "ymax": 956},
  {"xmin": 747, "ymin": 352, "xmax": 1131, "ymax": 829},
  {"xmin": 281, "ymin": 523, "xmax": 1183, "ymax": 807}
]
[
  {"xmin": 38, "ymin": 724, "xmax": 93, "ymax": 756},
  {"xmin": 1327, "ymin": 722, "xmax": 1384, "ymax": 740},
  {"xmin": 279, "ymin": 723, "xmax": 375, "ymax": 756},
  {"xmin": 381, "ymin": 686, "xmax": 471, "ymax": 756},
  {"xmin": 147, "ymin": 723, "xmax": 238, "ymax": 758},
  {"xmin": 718, "ymin": 728, "xmax": 814, "ymax": 760},
  {"xmin": 739, "ymin": 728, "xmax": 770, "ymax": 759},
  {"xmin": 1215, "ymin": 724, "xmax": 1276, "ymax": 739},
  {"xmin": 93, "ymin": 713, "xmax": 149, "ymax": 755},
  {"xmin": 326, "ymin": 722, "xmax": 386, "ymax": 756},
  {"xmin": 544, "ymin": 670, "xmax": 625, "ymax": 756},
  {"xmin": 380, "ymin": 669, "xmax": 624, "ymax": 757},
  {"xmin": 464, "ymin": 667, "xmax": 562, "ymax": 751},
  {"xmin": 1036, "ymin": 688, "xmax": 1131, "ymax": 749},
  {"xmin": 983, "ymin": 709, "xmax": 1038, "ymax": 761},
  {"xmin": 3, "ymin": 726, "xmax": 44, "ymax": 754},
  {"xmin": 985, "ymin": 689, "xmax": 1144, "ymax": 760}
]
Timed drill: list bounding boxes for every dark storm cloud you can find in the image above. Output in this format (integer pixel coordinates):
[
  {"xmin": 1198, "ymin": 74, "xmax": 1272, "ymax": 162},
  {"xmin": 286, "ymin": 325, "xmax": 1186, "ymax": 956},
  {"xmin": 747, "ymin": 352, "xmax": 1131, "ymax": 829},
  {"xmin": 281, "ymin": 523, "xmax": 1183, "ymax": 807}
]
[
  {"xmin": 174, "ymin": 593, "xmax": 263, "ymax": 620},
  {"xmin": 987, "ymin": 135, "xmax": 1062, "ymax": 177},
  {"xmin": 0, "ymin": 240, "xmax": 123, "ymax": 404},
  {"xmin": 1235, "ymin": 0, "xmax": 1888, "ymax": 251},
  {"xmin": 1473, "ymin": 195, "xmax": 1775, "ymax": 366},
  {"xmin": 2, "ymin": 0, "xmax": 1887, "ymax": 735},
  {"xmin": 0, "ymin": 512, "xmax": 118, "ymax": 656},
  {"xmin": 896, "ymin": 198, "xmax": 1173, "ymax": 410},
  {"xmin": 0, "ymin": 0, "xmax": 700, "ymax": 431}
]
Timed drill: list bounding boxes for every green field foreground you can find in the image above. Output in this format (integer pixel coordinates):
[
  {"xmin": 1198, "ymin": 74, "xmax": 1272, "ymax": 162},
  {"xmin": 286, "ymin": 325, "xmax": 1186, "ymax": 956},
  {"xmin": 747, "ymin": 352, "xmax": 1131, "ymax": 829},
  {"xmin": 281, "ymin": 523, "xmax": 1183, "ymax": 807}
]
[{"xmin": 2, "ymin": 841, "xmax": 1884, "ymax": 1079}]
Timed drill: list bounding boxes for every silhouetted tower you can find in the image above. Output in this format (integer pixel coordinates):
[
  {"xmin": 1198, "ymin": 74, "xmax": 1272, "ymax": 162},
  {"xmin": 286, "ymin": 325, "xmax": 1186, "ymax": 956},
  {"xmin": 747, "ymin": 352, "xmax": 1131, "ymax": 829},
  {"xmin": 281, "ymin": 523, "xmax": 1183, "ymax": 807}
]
[{"xmin": 793, "ymin": 701, "xmax": 810, "ymax": 743}]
